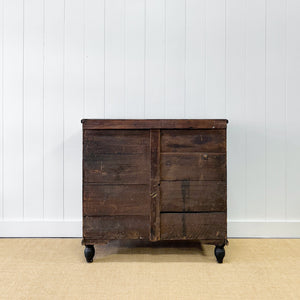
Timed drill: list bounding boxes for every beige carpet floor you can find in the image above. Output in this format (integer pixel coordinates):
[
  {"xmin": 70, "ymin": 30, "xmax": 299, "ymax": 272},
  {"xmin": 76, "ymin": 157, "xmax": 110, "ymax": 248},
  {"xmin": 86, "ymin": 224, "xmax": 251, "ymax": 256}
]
[{"xmin": 0, "ymin": 239, "xmax": 299, "ymax": 300}]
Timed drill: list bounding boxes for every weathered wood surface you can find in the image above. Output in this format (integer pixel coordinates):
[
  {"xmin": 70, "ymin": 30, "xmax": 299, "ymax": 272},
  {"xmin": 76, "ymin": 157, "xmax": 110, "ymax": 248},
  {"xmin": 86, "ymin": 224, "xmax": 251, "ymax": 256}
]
[
  {"xmin": 83, "ymin": 216, "xmax": 150, "ymax": 240},
  {"xmin": 160, "ymin": 213, "xmax": 226, "ymax": 240},
  {"xmin": 82, "ymin": 119, "xmax": 228, "ymax": 248},
  {"xmin": 83, "ymin": 184, "xmax": 150, "ymax": 216},
  {"xmin": 84, "ymin": 153, "xmax": 150, "ymax": 183},
  {"xmin": 84, "ymin": 130, "xmax": 149, "ymax": 155},
  {"xmin": 161, "ymin": 129, "xmax": 226, "ymax": 153},
  {"xmin": 82, "ymin": 119, "xmax": 228, "ymax": 130},
  {"xmin": 161, "ymin": 153, "xmax": 226, "ymax": 181},
  {"xmin": 150, "ymin": 129, "xmax": 160, "ymax": 241},
  {"xmin": 160, "ymin": 181, "xmax": 226, "ymax": 212}
]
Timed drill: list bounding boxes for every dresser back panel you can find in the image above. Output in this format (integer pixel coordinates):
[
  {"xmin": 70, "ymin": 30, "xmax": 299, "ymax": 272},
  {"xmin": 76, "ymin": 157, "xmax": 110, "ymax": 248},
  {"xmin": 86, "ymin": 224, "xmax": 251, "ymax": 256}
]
[
  {"xmin": 160, "ymin": 153, "xmax": 226, "ymax": 181},
  {"xmin": 82, "ymin": 119, "xmax": 228, "ymax": 246},
  {"xmin": 160, "ymin": 181, "xmax": 226, "ymax": 212},
  {"xmin": 160, "ymin": 213, "xmax": 226, "ymax": 240},
  {"xmin": 161, "ymin": 129, "xmax": 226, "ymax": 153}
]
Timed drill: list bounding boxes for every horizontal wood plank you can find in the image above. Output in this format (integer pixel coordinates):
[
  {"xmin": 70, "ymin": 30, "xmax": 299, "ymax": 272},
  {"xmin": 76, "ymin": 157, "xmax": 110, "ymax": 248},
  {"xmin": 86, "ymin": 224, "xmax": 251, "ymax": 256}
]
[
  {"xmin": 160, "ymin": 153, "xmax": 226, "ymax": 181},
  {"xmin": 83, "ymin": 153, "xmax": 150, "ymax": 183},
  {"xmin": 83, "ymin": 184, "xmax": 150, "ymax": 216},
  {"xmin": 161, "ymin": 181, "xmax": 226, "ymax": 212},
  {"xmin": 83, "ymin": 216, "xmax": 150, "ymax": 240},
  {"xmin": 161, "ymin": 129, "xmax": 226, "ymax": 153},
  {"xmin": 82, "ymin": 119, "xmax": 228, "ymax": 129},
  {"xmin": 84, "ymin": 130, "xmax": 149, "ymax": 155},
  {"xmin": 160, "ymin": 213, "xmax": 226, "ymax": 240}
]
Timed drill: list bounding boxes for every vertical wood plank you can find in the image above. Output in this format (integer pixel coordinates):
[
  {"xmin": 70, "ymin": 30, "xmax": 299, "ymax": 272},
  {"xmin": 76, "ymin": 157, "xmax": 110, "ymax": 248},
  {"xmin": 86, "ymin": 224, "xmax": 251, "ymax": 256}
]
[
  {"xmin": 265, "ymin": 0, "xmax": 286, "ymax": 220},
  {"xmin": 185, "ymin": 0, "xmax": 205, "ymax": 118},
  {"xmin": 205, "ymin": 0, "xmax": 226, "ymax": 118},
  {"xmin": 165, "ymin": 0, "xmax": 185, "ymax": 118},
  {"xmin": 150, "ymin": 129, "xmax": 160, "ymax": 241},
  {"xmin": 125, "ymin": 0, "xmax": 145, "ymax": 118},
  {"xmin": 226, "ymin": 0, "xmax": 247, "ymax": 220},
  {"xmin": 105, "ymin": 0, "xmax": 125, "ymax": 118},
  {"xmin": 3, "ymin": 0, "xmax": 24, "ymax": 219},
  {"xmin": 64, "ymin": 0, "xmax": 84, "ymax": 219},
  {"xmin": 23, "ymin": 0, "xmax": 44, "ymax": 219},
  {"xmin": 145, "ymin": 0, "xmax": 165, "ymax": 118},
  {"xmin": 84, "ymin": 0, "xmax": 105, "ymax": 118},
  {"xmin": 44, "ymin": 0, "xmax": 64, "ymax": 220},
  {"xmin": 245, "ymin": 0, "xmax": 266, "ymax": 219},
  {"xmin": 286, "ymin": 0, "xmax": 300, "ymax": 220},
  {"xmin": 0, "ymin": 0, "xmax": 3, "ymax": 219}
]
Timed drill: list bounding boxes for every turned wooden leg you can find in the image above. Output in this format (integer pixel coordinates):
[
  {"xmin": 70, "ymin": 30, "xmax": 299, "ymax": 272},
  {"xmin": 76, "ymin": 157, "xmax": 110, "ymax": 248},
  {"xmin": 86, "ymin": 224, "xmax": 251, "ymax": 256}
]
[
  {"xmin": 214, "ymin": 245, "xmax": 225, "ymax": 263},
  {"xmin": 84, "ymin": 245, "xmax": 95, "ymax": 263}
]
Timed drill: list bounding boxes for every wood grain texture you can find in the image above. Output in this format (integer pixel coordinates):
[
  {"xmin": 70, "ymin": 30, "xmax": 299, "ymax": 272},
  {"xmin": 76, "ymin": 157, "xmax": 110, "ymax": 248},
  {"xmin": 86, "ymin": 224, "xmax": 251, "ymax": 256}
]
[
  {"xmin": 83, "ymin": 184, "xmax": 149, "ymax": 216},
  {"xmin": 83, "ymin": 130, "xmax": 149, "ymax": 155},
  {"xmin": 83, "ymin": 216, "xmax": 150, "ymax": 240},
  {"xmin": 83, "ymin": 153, "xmax": 150, "ymax": 184},
  {"xmin": 161, "ymin": 129, "xmax": 226, "ymax": 153},
  {"xmin": 81, "ymin": 119, "xmax": 228, "ymax": 129},
  {"xmin": 161, "ymin": 153, "xmax": 226, "ymax": 181},
  {"xmin": 150, "ymin": 129, "xmax": 160, "ymax": 241},
  {"xmin": 160, "ymin": 213, "xmax": 226, "ymax": 240},
  {"xmin": 160, "ymin": 181, "xmax": 226, "ymax": 212}
]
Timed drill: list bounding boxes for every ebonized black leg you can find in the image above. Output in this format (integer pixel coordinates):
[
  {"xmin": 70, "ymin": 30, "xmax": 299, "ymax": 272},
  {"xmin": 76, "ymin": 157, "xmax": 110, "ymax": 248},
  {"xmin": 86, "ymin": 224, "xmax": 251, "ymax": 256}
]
[
  {"xmin": 214, "ymin": 245, "xmax": 225, "ymax": 263},
  {"xmin": 84, "ymin": 245, "xmax": 95, "ymax": 263}
]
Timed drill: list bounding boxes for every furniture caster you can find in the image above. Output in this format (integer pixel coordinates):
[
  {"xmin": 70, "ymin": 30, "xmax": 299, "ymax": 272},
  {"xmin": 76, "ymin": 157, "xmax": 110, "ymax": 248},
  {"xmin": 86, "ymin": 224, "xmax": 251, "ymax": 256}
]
[
  {"xmin": 84, "ymin": 245, "xmax": 95, "ymax": 263},
  {"xmin": 214, "ymin": 245, "xmax": 225, "ymax": 263}
]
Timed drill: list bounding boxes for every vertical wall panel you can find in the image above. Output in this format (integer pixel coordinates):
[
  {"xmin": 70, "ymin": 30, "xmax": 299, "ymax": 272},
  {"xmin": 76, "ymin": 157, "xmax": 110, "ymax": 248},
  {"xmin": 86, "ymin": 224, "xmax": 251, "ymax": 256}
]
[
  {"xmin": 23, "ymin": 0, "xmax": 44, "ymax": 219},
  {"xmin": 1, "ymin": 0, "xmax": 300, "ymax": 236},
  {"xmin": 265, "ymin": 0, "xmax": 286, "ymax": 220},
  {"xmin": 84, "ymin": 0, "xmax": 105, "ymax": 118},
  {"xmin": 145, "ymin": 0, "xmax": 165, "ymax": 118},
  {"xmin": 105, "ymin": 0, "xmax": 125, "ymax": 118},
  {"xmin": 226, "ymin": 0, "xmax": 247, "ymax": 220},
  {"xmin": 64, "ymin": 0, "xmax": 84, "ymax": 219},
  {"xmin": 165, "ymin": 0, "xmax": 185, "ymax": 118},
  {"xmin": 185, "ymin": 0, "xmax": 205, "ymax": 118},
  {"xmin": 0, "ymin": 0, "xmax": 3, "ymax": 219},
  {"xmin": 125, "ymin": 0, "xmax": 145, "ymax": 118},
  {"xmin": 286, "ymin": 0, "xmax": 300, "ymax": 220},
  {"xmin": 245, "ymin": 0, "xmax": 266, "ymax": 219},
  {"xmin": 44, "ymin": 0, "xmax": 64, "ymax": 220},
  {"xmin": 205, "ymin": 0, "xmax": 226, "ymax": 118},
  {"xmin": 3, "ymin": 0, "xmax": 24, "ymax": 219}
]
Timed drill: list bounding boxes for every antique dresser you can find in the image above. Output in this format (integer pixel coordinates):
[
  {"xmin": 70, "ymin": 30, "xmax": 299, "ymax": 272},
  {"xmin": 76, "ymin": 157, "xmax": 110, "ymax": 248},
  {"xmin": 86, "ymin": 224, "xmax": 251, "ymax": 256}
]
[{"xmin": 82, "ymin": 119, "xmax": 228, "ymax": 263}]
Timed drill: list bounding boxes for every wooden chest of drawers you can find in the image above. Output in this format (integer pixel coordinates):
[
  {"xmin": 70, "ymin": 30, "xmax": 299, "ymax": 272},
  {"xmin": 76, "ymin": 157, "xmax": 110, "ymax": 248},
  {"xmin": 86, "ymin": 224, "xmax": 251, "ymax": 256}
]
[{"xmin": 81, "ymin": 119, "xmax": 228, "ymax": 263}]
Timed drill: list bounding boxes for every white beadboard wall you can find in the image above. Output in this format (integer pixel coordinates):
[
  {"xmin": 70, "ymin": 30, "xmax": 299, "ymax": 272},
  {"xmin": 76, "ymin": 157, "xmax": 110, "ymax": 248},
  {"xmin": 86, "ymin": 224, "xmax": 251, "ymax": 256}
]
[{"xmin": 0, "ymin": 0, "xmax": 300, "ymax": 238}]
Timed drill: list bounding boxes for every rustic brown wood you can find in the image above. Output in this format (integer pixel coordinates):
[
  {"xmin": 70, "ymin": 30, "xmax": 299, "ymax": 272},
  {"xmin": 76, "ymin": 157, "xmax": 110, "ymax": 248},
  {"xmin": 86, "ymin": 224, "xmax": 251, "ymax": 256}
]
[
  {"xmin": 160, "ymin": 181, "xmax": 226, "ymax": 212},
  {"xmin": 83, "ymin": 184, "xmax": 150, "ymax": 216},
  {"xmin": 161, "ymin": 153, "xmax": 226, "ymax": 181},
  {"xmin": 160, "ymin": 213, "xmax": 226, "ymax": 240},
  {"xmin": 161, "ymin": 129, "xmax": 226, "ymax": 153},
  {"xmin": 150, "ymin": 129, "xmax": 160, "ymax": 241},
  {"xmin": 82, "ymin": 119, "xmax": 228, "ymax": 130},
  {"xmin": 82, "ymin": 119, "xmax": 228, "ymax": 262},
  {"xmin": 83, "ymin": 216, "xmax": 150, "ymax": 240},
  {"xmin": 84, "ymin": 153, "xmax": 150, "ymax": 184},
  {"xmin": 84, "ymin": 129, "xmax": 149, "ymax": 155}
]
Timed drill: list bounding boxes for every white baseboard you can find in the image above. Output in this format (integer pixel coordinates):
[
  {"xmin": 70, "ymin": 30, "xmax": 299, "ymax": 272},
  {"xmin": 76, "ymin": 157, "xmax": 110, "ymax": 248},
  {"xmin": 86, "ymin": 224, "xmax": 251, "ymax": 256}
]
[
  {"xmin": 0, "ymin": 220, "xmax": 300, "ymax": 238},
  {"xmin": 0, "ymin": 220, "xmax": 82, "ymax": 237},
  {"xmin": 228, "ymin": 220, "xmax": 300, "ymax": 238}
]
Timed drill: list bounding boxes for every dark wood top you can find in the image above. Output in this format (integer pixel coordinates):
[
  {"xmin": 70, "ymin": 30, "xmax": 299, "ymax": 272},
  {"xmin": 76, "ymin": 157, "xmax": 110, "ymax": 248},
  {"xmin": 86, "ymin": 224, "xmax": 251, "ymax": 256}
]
[{"xmin": 81, "ymin": 119, "xmax": 228, "ymax": 129}]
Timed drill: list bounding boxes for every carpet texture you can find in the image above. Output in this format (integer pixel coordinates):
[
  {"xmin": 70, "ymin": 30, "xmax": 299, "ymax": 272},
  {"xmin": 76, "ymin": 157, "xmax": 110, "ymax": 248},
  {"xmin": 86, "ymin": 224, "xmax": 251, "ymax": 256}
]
[{"xmin": 0, "ymin": 239, "xmax": 299, "ymax": 300}]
